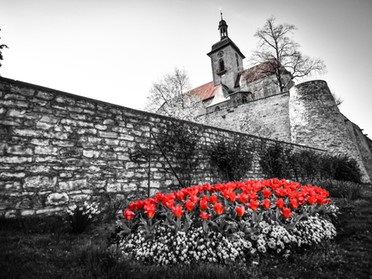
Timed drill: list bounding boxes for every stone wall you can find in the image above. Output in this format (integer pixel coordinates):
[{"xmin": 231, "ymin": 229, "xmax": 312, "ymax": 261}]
[
  {"xmin": 203, "ymin": 92, "xmax": 291, "ymax": 142},
  {"xmin": 0, "ymin": 77, "xmax": 320, "ymax": 218},
  {"xmin": 289, "ymin": 80, "xmax": 371, "ymax": 183}
]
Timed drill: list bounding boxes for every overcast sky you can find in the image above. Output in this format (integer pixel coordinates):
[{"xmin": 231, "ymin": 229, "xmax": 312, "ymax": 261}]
[{"xmin": 1, "ymin": 0, "xmax": 371, "ymax": 137}]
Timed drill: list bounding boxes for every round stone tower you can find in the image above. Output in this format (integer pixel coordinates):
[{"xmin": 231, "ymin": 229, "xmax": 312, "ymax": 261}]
[{"xmin": 289, "ymin": 80, "xmax": 370, "ymax": 182}]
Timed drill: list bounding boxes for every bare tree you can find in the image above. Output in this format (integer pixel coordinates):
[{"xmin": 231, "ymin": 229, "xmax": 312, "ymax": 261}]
[
  {"xmin": 145, "ymin": 68, "xmax": 204, "ymax": 122},
  {"xmin": 252, "ymin": 17, "xmax": 326, "ymax": 92},
  {"xmin": 0, "ymin": 28, "xmax": 8, "ymax": 70}
]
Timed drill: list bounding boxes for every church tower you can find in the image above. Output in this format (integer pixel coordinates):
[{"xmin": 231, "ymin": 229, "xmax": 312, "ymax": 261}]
[{"xmin": 207, "ymin": 12, "xmax": 245, "ymax": 91}]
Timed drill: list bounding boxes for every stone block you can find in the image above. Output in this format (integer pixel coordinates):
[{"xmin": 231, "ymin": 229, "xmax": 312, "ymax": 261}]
[
  {"xmin": 21, "ymin": 209, "xmax": 35, "ymax": 216},
  {"xmin": 0, "ymin": 119, "xmax": 22, "ymax": 126},
  {"xmin": 120, "ymin": 134, "xmax": 134, "ymax": 141},
  {"xmin": 106, "ymin": 182, "xmax": 122, "ymax": 192},
  {"xmin": 99, "ymin": 131, "xmax": 118, "ymax": 139},
  {"xmin": 46, "ymin": 192, "xmax": 69, "ymax": 205},
  {"xmin": 0, "ymin": 99, "xmax": 29, "ymax": 108},
  {"xmin": 67, "ymin": 106, "xmax": 83, "ymax": 113},
  {"xmin": 103, "ymin": 119, "xmax": 115, "ymax": 125},
  {"xmin": 24, "ymin": 176, "xmax": 57, "ymax": 189},
  {"xmin": 69, "ymin": 194, "xmax": 90, "ymax": 202},
  {"xmin": 29, "ymin": 165, "xmax": 51, "ymax": 173},
  {"xmin": 11, "ymin": 85, "xmax": 35, "ymax": 96},
  {"xmin": 36, "ymin": 122, "xmax": 54, "ymax": 130},
  {"xmin": 76, "ymin": 100, "xmax": 95, "ymax": 109},
  {"xmin": 70, "ymin": 113, "xmax": 87, "ymax": 120},
  {"xmin": 35, "ymin": 156, "xmax": 59, "ymax": 163},
  {"xmin": 13, "ymin": 128, "xmax": 40, "ymax": 137},
  {"xmin": 59, "ymin": 179, "xmax": 87, "ymax": 191},
  {"xmin": 35, "ymin": 207, "xmax": 64, "ymax": 215},
  {"xmin": 35, "ymin": 146, "xmax": 58, "ymax": 155},
  {"xmin": 31, "ymin": 139, "xmax": 50, "ymax": 146},
  {"xmin": 4, "ymin": 210, "xmax": 17, "ymax": 218},
  {"xmin": 6, "ymin": 108, "xmax": 26, "ymax": 118},
  {"xmin": 0, "ymin": 156, "xmax": 32, "ymax": 164},
  {"xmin": 95, "ymin": 124, "xmax": 107, "ymax": 131},
  {"xmin": 55, "ymin": 96, "xmax": 75, "ymax": 105},
  {"xmin": 83, "ymin": 109, "xmax": 95, "ymax": 115},
  {"xmin": 40, "ymin": 115, "xmax": 59, "ymax": 124},
  {"xmin": 4, "ymin": 93, "xmax": 27, "ymax": 101},
  {"xmin": 0, "ymin": 172, "xmax": 26, "ymax": 179},
  {"xmin": 52, "ymin": 140, "xmax": 75, "ymax": 147},
  {"xmin": 83, "ymin": 150, "xmax": 100, "ymax": 158},
  {"xmin": 36, "ymin": 91, "xmax": 55, "ymax": 100},
  {"xmin": 77, "ymin": 128, "xmax": 97, "ymax": 135}
]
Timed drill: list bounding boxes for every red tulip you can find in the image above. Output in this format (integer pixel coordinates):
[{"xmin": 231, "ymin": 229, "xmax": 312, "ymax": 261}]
[
  {"xmin": 235, "ymin": 205, "xmax": 245, "ymax": 217},
  {"xmin": 144, "ymin": 203, "xmax": 156, "ymax": 219},
  {"xmin": 214, "ymin": 202, "xmax": 225, "ymax": 215},
  {"xmin": 290, "ymin": 198, "xmax": 298, "ymax": 209},
  {"xmin": 184, "ymin": 199, "xmax": 195, "ymax": 211},
  {"xmin": 164, "ymin": 198, "xmax": 175, "ymax": 209},
  {"xmin": 123, "ymin": 209, "xmax": 136, "ymax": 220},
  {"xmin": 247, "ymin": 199, "xmax": 259, "ymax": 211},
  {"xmin": 210, "ymin": 194, "xmax": 218, "ymax": 204},
  {"xmin": 307, "ymin": 195, "xmax": 317, "ymax": 205},
  {"xmin": 172, "ymin": 204, "xmax": 184, "ymax": 218},
  {"xmin": 176, "ymin": 191, "xmax": 185, "ymax": 201},
  {"xmin": 228, "ymin": 191, "xmax": 236, "ymax": 202},
  {"xmin": 262, "ymin": 188, "xmax": 272, "ymax": 198},
  {"xmin": 276, "ymin": 198, "xmax": 285, "ymax": 209},
  {"xmin": 128, "ymin": 200, "xmax": 144, "ymax": 210},
  {"xmin": 263, "ymin": 198, "xmax": 271, "ymax": 209},
  {"xmin": 200, "ymin": 199, "xmax": 208, "ymax": 210},
  {"xmin": 281, "ymin": 207, "xmax": 292, "ymax": 218},
  {"xmin": 200, "ymin": 210, "xmax": 211, "ymax": 220},
  {"xmin": 238, "ymin": 192, "xmax": 248, "ymax": 203}
]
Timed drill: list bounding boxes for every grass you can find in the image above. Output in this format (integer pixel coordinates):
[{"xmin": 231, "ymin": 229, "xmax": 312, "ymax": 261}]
[{"xmin": 1, "ymin": 185, "xmax": 372, "ymax": 279}]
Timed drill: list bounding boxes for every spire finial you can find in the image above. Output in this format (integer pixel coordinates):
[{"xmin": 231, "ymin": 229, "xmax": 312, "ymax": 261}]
[{"xmin": 218, "ymin": 9, "xmax": 228, "ymax": 40}]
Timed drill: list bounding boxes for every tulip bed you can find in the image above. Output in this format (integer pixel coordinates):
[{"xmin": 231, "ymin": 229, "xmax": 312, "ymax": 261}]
[{"xmin": 115, "ymin": 178, "xmax": 338, "ymax": 265}]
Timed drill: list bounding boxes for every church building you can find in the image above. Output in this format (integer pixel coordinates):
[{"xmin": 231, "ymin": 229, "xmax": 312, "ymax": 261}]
[
  {"xmin": 190, "ymin": 13, "xmax": 292, "ymax": 114},
  {"xmin": 189, "ymin": 14, "xmax": 372, "ymax": 183}
]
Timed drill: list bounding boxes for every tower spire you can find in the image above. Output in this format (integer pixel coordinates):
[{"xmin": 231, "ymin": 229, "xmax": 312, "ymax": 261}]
[{"xmin": 218, "ymin": 9, "xmax": 228, "ymax": 40}]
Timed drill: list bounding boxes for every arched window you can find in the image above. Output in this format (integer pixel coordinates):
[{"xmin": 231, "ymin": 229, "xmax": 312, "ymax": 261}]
[
  {"xmin": 215, "ymin": 106, "xmax": 220, "ymax": 111},
  {"xmin": 242, "ymin": 96, "xmax": 248, "ymax": 104},
  {"xmin": 218, "ymin": 59, "xmax": 225, "ymax": 72}
]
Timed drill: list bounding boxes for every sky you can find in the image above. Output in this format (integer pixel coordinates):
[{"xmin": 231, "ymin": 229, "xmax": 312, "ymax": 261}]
[{"xmin": 1, "ymin": 0, "xmax": 371, "ymax": 137}]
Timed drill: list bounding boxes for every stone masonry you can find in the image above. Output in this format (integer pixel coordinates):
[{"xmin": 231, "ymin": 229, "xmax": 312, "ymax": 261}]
[{"xmin": 0, "ymin": 77, "xmax": 322, "ymax": 218}]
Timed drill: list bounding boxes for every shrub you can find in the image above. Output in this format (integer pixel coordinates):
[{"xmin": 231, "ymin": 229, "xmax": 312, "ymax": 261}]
[
  {"xmin": 66, "ymin": 201, "xmax": 101, "ymax": 234},
  {"xmin": 209, "ymin": 136, "xmax": 254, "ymax": 182},
  {"xmin": 307, "ymin": 179, "xmax": 363, "ymax": 200},
  {"xmin": 259, "ymin": 142, "xmax": 292, "ymax": 179},
  {"xmin": 259, "ymin": 142, "xmax": 362, "ymax": 183},
  {"xmin": 156, "ymin": 122, "xmax": 203, "ymax": 188},
  {"xmin": 332, "ymin": 155, "xmax": 362, "ymax": 183}
]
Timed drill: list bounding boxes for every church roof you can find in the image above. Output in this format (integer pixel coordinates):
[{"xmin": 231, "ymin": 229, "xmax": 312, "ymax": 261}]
[
  {"xmin": 240, "ymin": 62, "xmax": 291, "ymax": 84},
  {"xmin": 189, "ymin": 81, "xmax": 220, "ymax": 101},
  {"xmin": 190, "ymin": 62, "xmax": 291, "ymax": 101},
  {"xmin": 207, "ymin": 37, "xmax": 245, "ymax": 59}
]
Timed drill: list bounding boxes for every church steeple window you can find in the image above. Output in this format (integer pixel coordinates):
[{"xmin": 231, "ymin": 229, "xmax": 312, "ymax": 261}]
[{"xmin": 219, "ymin": 59, "xmax": 225, "ymax": 73}]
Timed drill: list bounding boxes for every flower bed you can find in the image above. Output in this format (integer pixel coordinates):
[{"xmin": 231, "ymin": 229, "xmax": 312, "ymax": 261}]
[{"xmin": 115, "ymin": 178, "xmax": 338, "ymax": 265}]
